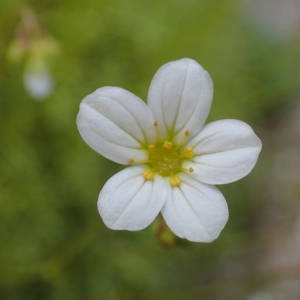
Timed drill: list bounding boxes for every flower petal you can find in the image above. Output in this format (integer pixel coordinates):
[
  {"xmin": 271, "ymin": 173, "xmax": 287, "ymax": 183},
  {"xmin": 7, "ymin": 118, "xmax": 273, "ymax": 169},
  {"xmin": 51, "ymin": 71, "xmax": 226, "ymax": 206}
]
[
  {"xmin": 185, "ymin": 119, "xmax": 262, "ymax": 184},
  {"xmin": 98, "ymin": 166, "xmax": 168, "ymax": 231},
  {"xmin": 77, "ymin": 87, "xmax": 155, "ymax": 164},
  {"xmin": 162, "ymin": 175, "xmax": 228, "ymax": 242},
  {"xmin": 147, "ymin": 58, "xmax": 213, "ymax": 141}
]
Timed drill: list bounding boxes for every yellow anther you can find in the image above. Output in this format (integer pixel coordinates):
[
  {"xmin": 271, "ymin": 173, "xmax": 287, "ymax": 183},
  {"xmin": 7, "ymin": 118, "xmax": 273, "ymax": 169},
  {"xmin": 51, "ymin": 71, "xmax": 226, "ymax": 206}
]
[
  {"xmin": 169, "ymin": 176, "xmax": 181, "ymax": 187},
  {"xmin": 148, "ymin": 144, "xmax": 156, "ymax": 150},
  {"xmin": 143, "ymin": 169, "xmax": 154, "ymax": 181},
  {"xmin": 183, "ymin": 146, "xmax": 194, "ymax": 159},
  {"xmin": 182, "ymin": 167, "xmax": 194, "ymax": 173},
  {"xmin": 153, "ymin": 121, "xmax": 158, "ymax": 127},
  {"xmin": 163, "ymin": 141, "xmax": 173, "ymax": 149},
  {"xmin": 184, "ymin": 130, "xmax": 190, "ymax": 137},
  {"xmin": 128, "ymin": 158, "xmax": 135, "ymax": 164}
]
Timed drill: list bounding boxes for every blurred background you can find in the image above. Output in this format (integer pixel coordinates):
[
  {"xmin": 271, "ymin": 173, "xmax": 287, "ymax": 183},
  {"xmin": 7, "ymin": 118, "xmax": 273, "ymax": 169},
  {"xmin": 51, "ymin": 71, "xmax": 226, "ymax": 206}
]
[{"xmin": 0, "ymin": 0, "xmax": 300, "ymax": 299}]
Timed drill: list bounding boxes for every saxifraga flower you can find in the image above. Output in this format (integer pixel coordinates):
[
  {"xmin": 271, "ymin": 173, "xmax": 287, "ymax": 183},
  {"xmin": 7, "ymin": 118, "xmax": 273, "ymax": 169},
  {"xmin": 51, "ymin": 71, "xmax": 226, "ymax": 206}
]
[{"xmin": 77, "ymin": 58, "xmax": 262, "ymax": 242}]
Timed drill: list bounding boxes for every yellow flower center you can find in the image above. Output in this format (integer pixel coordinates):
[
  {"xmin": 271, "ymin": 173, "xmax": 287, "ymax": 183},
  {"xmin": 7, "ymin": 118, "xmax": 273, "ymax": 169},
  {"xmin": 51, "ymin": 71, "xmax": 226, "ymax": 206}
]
[
  {"xmin": 146, "ymin": 141, "xmax": 190, "ymax": 176},
  {"xmin": 145, "ymin": 140, "xmax": 194, "ymax": 187},
  {"xmin": 128, "ymin": 123, "xmax": 195, "ymax": 187}
]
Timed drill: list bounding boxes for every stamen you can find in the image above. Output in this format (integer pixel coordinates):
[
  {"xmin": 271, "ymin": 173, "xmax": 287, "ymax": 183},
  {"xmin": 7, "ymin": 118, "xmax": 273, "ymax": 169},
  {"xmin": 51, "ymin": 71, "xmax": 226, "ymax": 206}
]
[
  {"xmin": 182, "ymin": 146, "xmax": 194, "ymax": 159},
  {"xmin": 176, "ymin": 129, "xmax": 192, "ymax": 147},
  {"xmin": 153, "ymin": 120, "xmax": 162, "ymax": 141},
  {"xmin": 169, "ymin": 176, "xmax": 181, "ymax": 187},
  {"xmin": 182, "ymin": 167, "xmax": 194, "ymax": 173},
  {"xmin": 128, "ymin": 158, "xmax": 135, "ymax": 164},
  {"xmin": 143, "ymin": 169, "xmax": 154, "ymax": 180},
  {"xmin": 128, "ymin": 158, "xmax": 149, "ymax": 164},
  {"xmin": 184, "ymin": 130, "xmax": 190, "ymax": 137},
  {"xmin": 163, "ymin": 140, "xmax": 173, "ymax": 149}
]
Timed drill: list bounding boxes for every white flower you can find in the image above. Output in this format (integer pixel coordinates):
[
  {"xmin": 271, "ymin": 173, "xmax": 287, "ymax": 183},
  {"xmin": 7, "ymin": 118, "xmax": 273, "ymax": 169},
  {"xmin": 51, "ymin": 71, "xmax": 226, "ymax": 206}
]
[
  {"xmin": 241, "ymin": 0, "xmax": 300, "ymax": 39},
  {"xmin": 24, "ymin": 67, "xmax": 53, "ymax": 100},
  {"xmin": 77, "ymin": 58, "xmax": 262, "ymax": 242}
]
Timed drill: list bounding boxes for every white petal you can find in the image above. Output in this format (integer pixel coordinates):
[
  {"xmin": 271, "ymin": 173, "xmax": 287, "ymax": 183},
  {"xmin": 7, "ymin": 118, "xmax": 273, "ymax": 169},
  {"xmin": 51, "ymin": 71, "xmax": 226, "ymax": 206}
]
[
  {"xmin": 98, "ymin": 166, "xmax": 168, "ymax": 231},
  {"xmin": 77, "ymin": 87, "xmax": 155, "ymax": 164},
  {"xmin": 147, "ymin": 58, "xmax": 213, "ymax": 141},
  {"xmin": 162, "ymin": 175, "xmax": 228, "ymax": 242},
  {"xmin": 185, "ymin": 119, "xmax": 262, "ymax": 184}
]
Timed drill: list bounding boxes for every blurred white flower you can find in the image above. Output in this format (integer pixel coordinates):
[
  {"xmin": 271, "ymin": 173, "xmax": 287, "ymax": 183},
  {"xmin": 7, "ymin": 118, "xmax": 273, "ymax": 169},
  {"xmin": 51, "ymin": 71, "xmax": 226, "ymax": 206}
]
[
  {"xmin": 77, "ymin": 58, "xmax": 262, "ymax": 242},
  {"xmin": 247, "ymin": 291, "xmax": 274, "ymax": 300},
  {"xmin": 7, "ymin": 7, "xmax": 59, "ymax": 100},
  {"xmin": 24, "ymin": 66, "xmax": 53, "ymax": 100},
  {"xmin": 242, "ymin": 0, "xmax": 300, "ymax": 39},
  {"xmin": 294, "ymin": 214, "xmax": 300, "ymax": 244}
]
